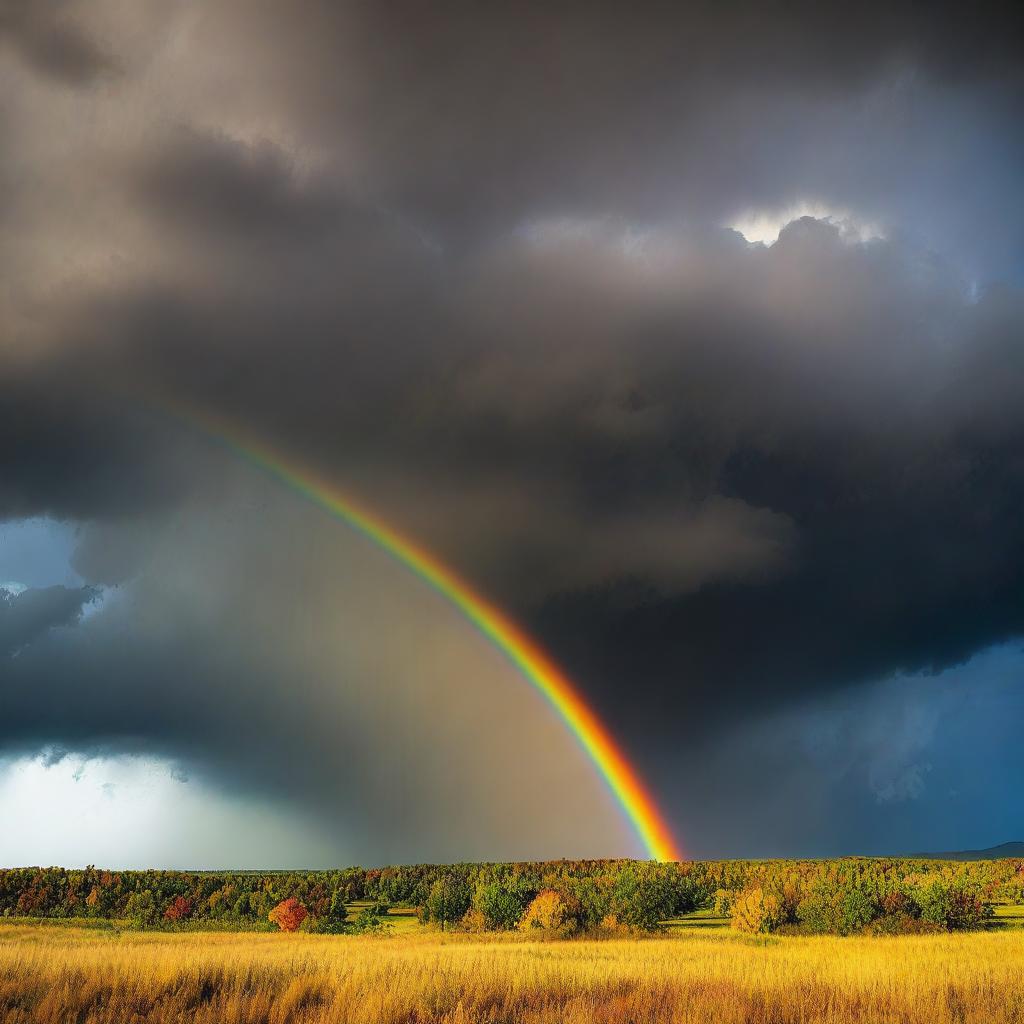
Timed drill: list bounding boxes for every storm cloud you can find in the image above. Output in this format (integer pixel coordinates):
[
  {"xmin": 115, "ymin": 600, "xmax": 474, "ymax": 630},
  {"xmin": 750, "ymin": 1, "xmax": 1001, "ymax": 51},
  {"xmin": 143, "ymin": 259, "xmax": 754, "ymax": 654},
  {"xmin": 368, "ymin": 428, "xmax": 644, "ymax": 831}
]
[
  {"xmin": 1, "ymin": 0, "xmax": 1022, "ymax": 862},
  {"xmin": 0, "ymin": 585, "xmax": 95, "ymax": 658}
]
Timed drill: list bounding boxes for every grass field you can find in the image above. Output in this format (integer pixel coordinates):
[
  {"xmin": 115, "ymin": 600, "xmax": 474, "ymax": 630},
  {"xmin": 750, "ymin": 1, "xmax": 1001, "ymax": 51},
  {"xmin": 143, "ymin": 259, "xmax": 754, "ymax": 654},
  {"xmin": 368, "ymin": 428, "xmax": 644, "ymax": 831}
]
[{"xmin": 3, "ymin": 920, "xmax": 1024, "ymax": 1024}]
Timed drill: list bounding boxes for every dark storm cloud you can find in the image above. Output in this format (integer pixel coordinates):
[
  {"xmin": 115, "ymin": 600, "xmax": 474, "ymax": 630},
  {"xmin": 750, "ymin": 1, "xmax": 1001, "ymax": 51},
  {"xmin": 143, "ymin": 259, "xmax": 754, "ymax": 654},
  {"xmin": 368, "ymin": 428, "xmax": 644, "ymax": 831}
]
[
  {"xmin": 204, "ymin": 0, "xmax": 1024, "ymax": 278},
  {"xmin": 529, "ymin": 225, "xmax": 1024, "ymax": 741},
  {"xmin": 0, "ymin": 586, "xmax": 95, "ymax": 658},
  {"xmin": 0, "ymin": 366, "xmax": 195, "ymax": 521},
  {"xmin": 137, "ymin": 132, "xmax": 350, "ymax": 243},
  {"xmin": 0, "ymin": 1, "xmax": 112, "ymax": 86},
  {"xmin": 1, "ymin": 0, "xmax": 1023, "ymax": 856}
]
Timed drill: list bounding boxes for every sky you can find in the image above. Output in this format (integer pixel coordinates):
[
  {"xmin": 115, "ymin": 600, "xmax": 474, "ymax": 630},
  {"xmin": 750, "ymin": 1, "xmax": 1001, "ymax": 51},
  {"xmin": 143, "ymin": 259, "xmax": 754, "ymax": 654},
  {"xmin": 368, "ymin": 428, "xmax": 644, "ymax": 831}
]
[{"xmin": 0, "ymin": 0, "xmax": 1022, "ymax": 867}]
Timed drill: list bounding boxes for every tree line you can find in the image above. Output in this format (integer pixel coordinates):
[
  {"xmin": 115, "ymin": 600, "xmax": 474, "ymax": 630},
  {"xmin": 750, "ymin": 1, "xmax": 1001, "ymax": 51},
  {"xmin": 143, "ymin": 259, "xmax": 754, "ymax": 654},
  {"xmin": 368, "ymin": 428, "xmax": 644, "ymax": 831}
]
[{"xmin": 0, "ymin": 857, "xmax": 1020, "ymax": 935}]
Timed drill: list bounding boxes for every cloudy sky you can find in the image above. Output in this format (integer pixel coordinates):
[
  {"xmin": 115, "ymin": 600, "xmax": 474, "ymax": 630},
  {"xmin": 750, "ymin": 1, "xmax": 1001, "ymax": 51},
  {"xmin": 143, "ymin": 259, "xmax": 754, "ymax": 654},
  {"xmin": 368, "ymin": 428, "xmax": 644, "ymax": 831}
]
[{"xmin": 1, "ymin": 0, "xmax": 1022, "ymax": 867}]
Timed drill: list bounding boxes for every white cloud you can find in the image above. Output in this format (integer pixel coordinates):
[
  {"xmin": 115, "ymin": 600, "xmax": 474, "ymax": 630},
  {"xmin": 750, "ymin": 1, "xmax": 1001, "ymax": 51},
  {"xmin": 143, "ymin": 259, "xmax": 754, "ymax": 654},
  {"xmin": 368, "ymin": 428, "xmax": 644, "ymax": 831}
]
[
  {"xmin": 0, "ymin": 752, "xmax": 340, "ymax": 869},
  {"xmin": 730, "ymin": 203, "xmax": 885, "ymax": 246}
]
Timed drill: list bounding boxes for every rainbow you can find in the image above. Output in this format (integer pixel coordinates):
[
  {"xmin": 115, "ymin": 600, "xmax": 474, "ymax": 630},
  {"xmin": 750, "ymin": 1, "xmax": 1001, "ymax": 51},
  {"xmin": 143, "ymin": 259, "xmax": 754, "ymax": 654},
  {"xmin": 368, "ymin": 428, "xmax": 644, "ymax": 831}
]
[{"xmin": 185, "ymin": 415, "xmax": 681, "ymax": 861}]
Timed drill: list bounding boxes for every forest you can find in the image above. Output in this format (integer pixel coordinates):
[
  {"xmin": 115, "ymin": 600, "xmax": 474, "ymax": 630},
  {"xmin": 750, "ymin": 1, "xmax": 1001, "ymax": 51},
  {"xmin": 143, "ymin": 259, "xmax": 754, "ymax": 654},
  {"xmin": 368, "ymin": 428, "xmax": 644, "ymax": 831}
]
[{"xmin": 3, "ymin": 856, "xmax": 1021, "ymax": 936}]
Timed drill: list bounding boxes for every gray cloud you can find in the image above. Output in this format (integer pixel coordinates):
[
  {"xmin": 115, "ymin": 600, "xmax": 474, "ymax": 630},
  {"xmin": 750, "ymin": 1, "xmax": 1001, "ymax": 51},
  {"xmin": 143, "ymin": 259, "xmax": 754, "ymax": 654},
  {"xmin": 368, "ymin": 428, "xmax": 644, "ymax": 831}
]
[
  {"xmin": 0, "ymin": 1, "xmax": 113, "ymax": 86},
  {"xmin": 0, "ymin": 481, "xmax": 632, "ymax": 863},
  {"xmin": 0, "ymin": 0, "xmax": 1022, "ymax": 859},
  {"xmin": 0, "ymin": 585, "xmax": 95, "ymax": 658}
]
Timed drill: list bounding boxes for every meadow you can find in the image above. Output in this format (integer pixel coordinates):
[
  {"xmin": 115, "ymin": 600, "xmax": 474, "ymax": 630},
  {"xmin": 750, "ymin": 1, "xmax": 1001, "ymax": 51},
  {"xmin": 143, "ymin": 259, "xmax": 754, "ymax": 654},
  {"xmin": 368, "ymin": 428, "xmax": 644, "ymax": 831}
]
[{"xmin": 3, "ymin": 918, "xmax": 1024, "ymax": 1024}]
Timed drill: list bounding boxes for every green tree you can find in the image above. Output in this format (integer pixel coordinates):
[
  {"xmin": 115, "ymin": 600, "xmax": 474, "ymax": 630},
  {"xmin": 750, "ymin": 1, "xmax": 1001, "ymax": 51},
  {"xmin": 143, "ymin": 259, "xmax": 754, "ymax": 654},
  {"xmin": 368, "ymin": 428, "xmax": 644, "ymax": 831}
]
[
  {"xmin": 328, "ymin": 889, "xmax": 349, "ymax": 924},
  {"xmin": 423, "ymin": 874, "xmax": 471, "ymax": 931},
  {"xmin": 231, "ymin": 893, "xmax": 252, "ymax": 920},
  {"xmin": 914, "ymin": 879, "xmax": 991, "ymax": 930},
  {"xmin": 609, "ymin": 869, "xmax": 674, "ymax": 931},
  {"xmin": 473, "ymin": 878, "xmax": 531, "ymax": 930},
  {"xmin": 124, "ymin": 890, "xmax": 159, "ymax": 926},
  {"xmin": 561, "ymin": 876, "xmax": 610, "ymax": 931},
  {"xmin": 797, "ymin": 882, "xmax": 877, "ymax": 935},
  {"xmin": 712, "ymin": 888, "xmax": 733, "ymax": 917}
]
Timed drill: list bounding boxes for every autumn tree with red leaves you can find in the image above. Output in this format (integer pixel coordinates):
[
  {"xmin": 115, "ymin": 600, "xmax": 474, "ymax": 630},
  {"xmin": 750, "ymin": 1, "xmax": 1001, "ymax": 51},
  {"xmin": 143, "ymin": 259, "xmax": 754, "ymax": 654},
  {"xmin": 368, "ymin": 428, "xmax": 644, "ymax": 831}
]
[
  {"xmin": 269, "ymin": 897, "xmax": 307, "ymax": 932},
  {"xmin": 164, "ymin": 896, "xmax": 192, "ymax": 922}
]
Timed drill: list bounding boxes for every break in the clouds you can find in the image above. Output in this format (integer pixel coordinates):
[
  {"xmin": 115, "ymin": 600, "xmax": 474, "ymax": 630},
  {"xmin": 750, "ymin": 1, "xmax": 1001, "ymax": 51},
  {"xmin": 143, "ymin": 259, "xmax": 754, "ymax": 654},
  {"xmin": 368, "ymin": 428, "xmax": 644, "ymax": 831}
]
[{"xmin": 0, "ymin": 0, "xmax": 1022, "ymax": 864}]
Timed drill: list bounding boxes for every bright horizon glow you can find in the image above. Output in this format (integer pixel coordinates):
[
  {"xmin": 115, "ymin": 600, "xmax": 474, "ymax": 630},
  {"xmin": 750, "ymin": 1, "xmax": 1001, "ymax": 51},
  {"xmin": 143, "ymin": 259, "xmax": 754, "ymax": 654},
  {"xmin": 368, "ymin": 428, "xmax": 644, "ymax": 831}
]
[
  {"xmin": 179, "ymin": 411, "xmax": 682, "ymax": 862},
  {"xmin": 0, "ymin": 753, "xmax": 340, "ymax": 869}
]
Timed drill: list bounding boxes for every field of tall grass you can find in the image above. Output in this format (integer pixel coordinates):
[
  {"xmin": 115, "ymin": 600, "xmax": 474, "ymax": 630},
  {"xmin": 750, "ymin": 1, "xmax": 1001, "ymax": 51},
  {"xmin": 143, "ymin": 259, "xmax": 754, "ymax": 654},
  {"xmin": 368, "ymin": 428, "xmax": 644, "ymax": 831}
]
[{"xmin": 2, "ymin": 921, "xmax": 1023, "ymax": 1024}]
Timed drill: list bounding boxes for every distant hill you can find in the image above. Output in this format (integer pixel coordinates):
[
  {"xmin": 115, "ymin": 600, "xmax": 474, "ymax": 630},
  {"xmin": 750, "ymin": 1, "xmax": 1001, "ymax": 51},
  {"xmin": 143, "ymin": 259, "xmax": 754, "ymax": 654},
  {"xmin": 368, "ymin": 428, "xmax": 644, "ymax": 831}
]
[{"xmin": 912, "ymin": 842, "xmax": 1024, "ymax": 861}]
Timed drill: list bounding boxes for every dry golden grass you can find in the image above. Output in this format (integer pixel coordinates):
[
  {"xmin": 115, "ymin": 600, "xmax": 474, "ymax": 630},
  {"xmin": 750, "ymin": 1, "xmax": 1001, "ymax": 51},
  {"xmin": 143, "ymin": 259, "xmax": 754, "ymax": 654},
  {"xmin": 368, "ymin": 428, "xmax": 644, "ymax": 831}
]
[{"xmin": 2, "ymin": 922, "xmax": 1023, "ymax": 1024}]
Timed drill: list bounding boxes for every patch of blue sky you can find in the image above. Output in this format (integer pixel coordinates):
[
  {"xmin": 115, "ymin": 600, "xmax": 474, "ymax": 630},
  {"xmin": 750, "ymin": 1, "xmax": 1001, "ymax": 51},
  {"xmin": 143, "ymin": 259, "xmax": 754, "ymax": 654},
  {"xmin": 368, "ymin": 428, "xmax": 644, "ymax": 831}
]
[{"xmin": 0, "ymin": 518, "xmax": 83, "ymax": 590}]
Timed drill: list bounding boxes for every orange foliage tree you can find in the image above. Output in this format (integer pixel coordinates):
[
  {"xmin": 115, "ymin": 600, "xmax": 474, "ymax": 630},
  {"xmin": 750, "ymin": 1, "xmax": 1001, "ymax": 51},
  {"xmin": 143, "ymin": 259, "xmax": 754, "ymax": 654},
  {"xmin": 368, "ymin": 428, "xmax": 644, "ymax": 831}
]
[
  {"xmin": 731, "ymin": 886, "xmax": 786, "ymax": 934},
  {"xmin": 163, "ymin": 896, "xmax": 192, "ymax": 922},
  {"xmin": 269, "ymin": 897, "xmax": 307, "ymax": 932},
  {"xmin": 518, "ymin": 889, "xmax": 579, "ymax": 936}
]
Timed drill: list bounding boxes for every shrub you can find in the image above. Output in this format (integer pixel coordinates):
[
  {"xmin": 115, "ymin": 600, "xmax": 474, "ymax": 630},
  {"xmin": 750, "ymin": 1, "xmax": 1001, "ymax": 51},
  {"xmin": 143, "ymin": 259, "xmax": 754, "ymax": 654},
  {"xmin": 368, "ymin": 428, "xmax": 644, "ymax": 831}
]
[
  {"xmin": 995, "ymin": 874, "xmax": 1024, "ymax": 905},
  {"xmin": 864, "ymin": 913, "xmax": 942, "ymax": 936},
  {"xmin": 914, "ymin": 880, "xmax": 992, "ymax": 931},
  {"xmin": 880, "ymin": 887, "xmax": 914, "ymax": 917},
  {"xmin": 349, "ymin": 906, "xmax": 389, "ymax": 933},
  {"xmin": 797, "ymin": 882, "xmax": 878, "ymax": 936},
  {"xmin": 519, "ymin": 890, "xmax": 580, "ymax": 936},
  {"xmin": 268, "ymin": 897, "xmax": 307, "ymax": 932},
  {"xmin": 303, "ymin": 891, "xmax": 351, "ymax": 934},
  {"xmin": 598, "ymin": 911, "xmax": 661, "ymax": 935},
  {"xmin": 304, "ymin": 915, "xmax": 348, "ymax": 934},
  {"xmin": 459, "ymin": 908, "xmax": 488, "ymax": 932}
]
